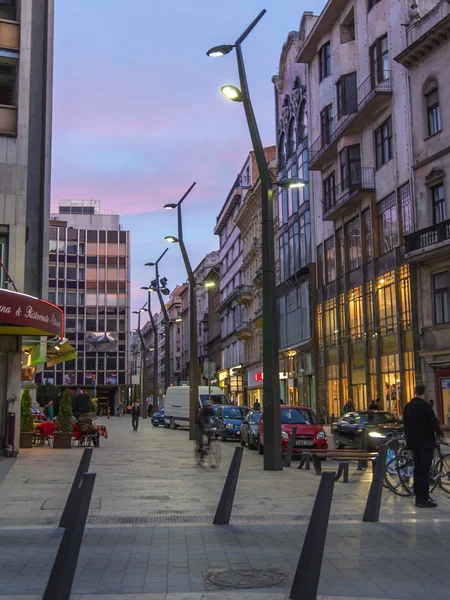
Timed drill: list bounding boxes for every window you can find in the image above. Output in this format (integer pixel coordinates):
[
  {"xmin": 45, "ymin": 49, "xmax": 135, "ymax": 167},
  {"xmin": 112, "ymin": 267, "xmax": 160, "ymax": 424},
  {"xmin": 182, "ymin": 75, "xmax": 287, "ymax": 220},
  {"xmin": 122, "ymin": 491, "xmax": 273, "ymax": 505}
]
[
  {"xmin": 346, "ymin": 217, "xmax": 362, "ymax": 271},
  {"xmin": 340, "ymin": 145, "xmax": 361, "ymax": 191},
  {"xmin": 298, "ymin": 149, "xmax": 309, "ymax": 206},
  {"xmin": 348, "ymin": 286, "xmax": 363, "ymax": 341},
  {"xmin": 371, "ymin": 35, "xmax": 389, "ymax": 87},
  {"xmin": 432, "ymin": 184, "xmax": 446, "ymax": 224},
  {"xmin": 287, "ymin": 118, "xmax": 295, "ymax": 159},
  {"xmin": 323, "ymin": 172, "xmax": 335, "ymax": 211},
  {"xmin": 426, "ymin": 87, "xmax": 441, "ymax": 136},
  {"xmin": 340, "ymin": 9, "xmax": 355, "ymax": 43},
  {"xmin": 320, "ymin": 105, "xmax": 333, "ymax": 146},
  {"xmin": 279, "ymin": 281, "xmax": 311, "ymax": 348},
  {"xmin": 278, "ymin": 132, "xmax": 286, "ymax": 169},
  {"xmin": 324, "ymin": 298, "xmax": 337, "ymax": 347},
  {"xmin": 288, "ymin": 224, "xmax": 295, "ymax": 276},
  {"xmin": 0, "ymin": 55, "xmax": 18, "ymax": 106},
  {"xmin": 282, "ymin": 189, "xmax": 288, "ymax": 224},
  {"xmin": 279, "ymin": 232, "xmax": 289, "ymax": 282},
  {"xmin": 0, "ymin": 228, "xmax": 8, "ymax": 289},
  {"xmin": 317, "ymin": 244, "xmax": 324, "ymax": 288},
  {"xmin": 319, "ymin": 42, "xmax": 331, "ymax": 81},
  {"xmin": 0, "ymin": 1, "xmax": 17, "ymax": 21},
  {"xmin": 378, "ymin": 193, "xmax": 398, "ymax": 253},
  {"xmin": 362, "ymin": 209, "xmax": 373, "ymax": 262},
  {"xmin": 375, "ymin": 118, "xmax": 392, "ymax": 169},
  {"xmin": 434, "ymin": 272, "xmax": 450, "ymax": 324},
  {"xmin": 399, "ymin": 182, "xmax": 413, "ymax": 235},
  {"xmin": 337, "ymin": 73, "xmax": 357, "ymax": 119},
  {"xmin": 291, "ymin": 163, "xmax": 299, "ymax": 213},
  {"xmin": 325, "ymin": 237, "xmax": 336, "ymax": 283},
  {"xmin": 298, "ymin": 100, "xmax": 307, "ymax": 142},
  {"xmin": 368, "ymin": 0, "xmax": 382, "ymax": 10},
  {"xmin": 299, "ymin": 210, "xmax": 311, "ymax": 266},
  {"xmin": 293, "ymin": 221, "xmax": 300, "ymax": 272},
  {"xmin": 337, "ymin": 228, "xmax": 345, "ymax": 275}
]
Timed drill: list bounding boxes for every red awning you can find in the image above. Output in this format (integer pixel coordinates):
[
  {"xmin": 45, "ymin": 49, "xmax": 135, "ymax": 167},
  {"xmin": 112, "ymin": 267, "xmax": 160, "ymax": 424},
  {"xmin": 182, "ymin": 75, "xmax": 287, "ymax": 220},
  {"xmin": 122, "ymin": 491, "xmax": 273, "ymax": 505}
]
[{"xmin": 0, "ymin": 289, "xmax": 64, "ymax": 338}]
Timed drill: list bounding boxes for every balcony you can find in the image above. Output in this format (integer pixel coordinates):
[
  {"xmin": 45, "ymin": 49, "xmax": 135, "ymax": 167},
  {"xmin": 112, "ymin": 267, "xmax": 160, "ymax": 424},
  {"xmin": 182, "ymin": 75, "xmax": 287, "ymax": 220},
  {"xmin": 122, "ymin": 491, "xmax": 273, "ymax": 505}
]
[
  {"xmin": 323, "ymin": 167, "xmax": 375, "ymax": 221},
  {"xmin": 253, "ymin": 267, "xmax": 263, "ymax": 286},
  {"xmin": 235, "ymin": 284, "xmax": 253, "ymax": 305},
  {"xmin": 236, "ymin": 322, "xmax": 253, "ymax": 340},
  {"xmin": 405, "ymin": 219, "xmax": 450, "ymax": 262},
  {"xmin": 252, "ymin": 307, "xmax": 263, "ymax": 328},
  {"xmin": 309, "ymin": 72, "xmax": 392, "ymax": 170}
]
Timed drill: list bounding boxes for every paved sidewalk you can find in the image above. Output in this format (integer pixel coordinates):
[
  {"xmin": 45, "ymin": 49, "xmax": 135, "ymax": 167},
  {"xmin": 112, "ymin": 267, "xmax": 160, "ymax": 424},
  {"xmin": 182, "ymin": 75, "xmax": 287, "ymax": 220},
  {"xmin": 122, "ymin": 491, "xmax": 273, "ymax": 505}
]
[{"xmin": 0, "ymin": 416, "xmax": 449, "ymax": 598}]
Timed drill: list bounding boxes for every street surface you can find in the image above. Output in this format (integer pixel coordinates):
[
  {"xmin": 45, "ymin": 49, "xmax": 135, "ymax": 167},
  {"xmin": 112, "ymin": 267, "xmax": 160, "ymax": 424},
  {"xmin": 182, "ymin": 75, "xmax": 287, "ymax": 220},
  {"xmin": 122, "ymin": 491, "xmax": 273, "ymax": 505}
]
[{"xmin": 0, "ymin": 416, "xmax": 449, "ymax": 599}]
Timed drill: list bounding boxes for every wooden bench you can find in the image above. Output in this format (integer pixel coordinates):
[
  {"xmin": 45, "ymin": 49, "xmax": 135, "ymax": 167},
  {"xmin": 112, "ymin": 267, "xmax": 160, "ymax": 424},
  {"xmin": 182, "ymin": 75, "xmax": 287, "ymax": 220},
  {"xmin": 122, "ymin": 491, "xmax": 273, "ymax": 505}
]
[{"xmin": 298, "ymin": 449, "xmax": 379, "ymax": 482}]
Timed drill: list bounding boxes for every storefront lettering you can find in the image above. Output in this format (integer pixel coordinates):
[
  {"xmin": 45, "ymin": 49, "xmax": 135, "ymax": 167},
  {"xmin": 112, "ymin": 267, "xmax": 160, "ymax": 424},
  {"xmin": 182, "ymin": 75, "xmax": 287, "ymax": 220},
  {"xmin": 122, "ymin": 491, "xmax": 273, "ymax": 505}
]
[
  {"xmin": 24, "ymin": 306, "xmax": 60, "ymax": 327},
  {"xmin": 0, "ymin": 305, "xmax": 11, "ymax": 314}
]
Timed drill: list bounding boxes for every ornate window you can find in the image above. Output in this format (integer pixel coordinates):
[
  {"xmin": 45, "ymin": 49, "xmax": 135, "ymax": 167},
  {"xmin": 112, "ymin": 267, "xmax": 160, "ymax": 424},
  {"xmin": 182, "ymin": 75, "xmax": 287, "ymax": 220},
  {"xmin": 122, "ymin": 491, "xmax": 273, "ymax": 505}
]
[
  {"xmin": 298, "ymin": 100, "xmax": 307, "ymax": 142},
  {"xmin": 423, "ymin": 78, "xmax": 441, "ymax": 136},
  {"xmin": 286, "ymin": 117, "xmax": 295, "ymax": 159}
]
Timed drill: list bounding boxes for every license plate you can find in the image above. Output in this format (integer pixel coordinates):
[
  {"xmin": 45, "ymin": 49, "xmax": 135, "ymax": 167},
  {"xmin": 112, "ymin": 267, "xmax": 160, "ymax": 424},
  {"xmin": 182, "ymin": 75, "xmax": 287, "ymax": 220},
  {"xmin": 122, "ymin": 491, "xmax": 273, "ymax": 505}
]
[{"xmin": 295, "ymin": 440, "xmax": 314, "ymax": 446}]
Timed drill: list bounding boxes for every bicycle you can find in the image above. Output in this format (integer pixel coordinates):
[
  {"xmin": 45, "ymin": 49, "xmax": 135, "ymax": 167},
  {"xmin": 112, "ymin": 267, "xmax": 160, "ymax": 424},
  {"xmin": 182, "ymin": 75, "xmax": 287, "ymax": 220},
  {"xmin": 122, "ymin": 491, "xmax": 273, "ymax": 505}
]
[{"xmin": 195, "ymin": 430, "xmax": 221, "ymax": 468}]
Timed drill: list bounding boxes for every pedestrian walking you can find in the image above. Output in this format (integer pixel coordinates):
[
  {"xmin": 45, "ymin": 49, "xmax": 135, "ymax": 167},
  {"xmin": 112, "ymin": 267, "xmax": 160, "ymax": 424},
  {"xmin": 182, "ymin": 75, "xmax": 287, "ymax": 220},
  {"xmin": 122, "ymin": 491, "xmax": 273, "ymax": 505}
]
[
  {"xmin": 403, "ymin": 383, "xmax": 443, "ymax": 508},
  {"xmin": 253, "ymin": 400, "xmax": 261, "ymax": 411},
  {"xmin": 369, "ymin": 400, "xmax": 378, "ymax": 410},
  {"xmin": 44, "ymin": 399, "xmax": 55, "ymax": 421},
  {"xmin": 375, "ymin": 397, "xmax": 382, "ymax": 410},
  {"xmin": 131, "ymin": 402, "xmax": 140, "ymax": 431},
  {"xmin": 342, "ymin": 398, "xmax": 355, "ymax": 414},
  {"xmin": 118, "ymin": 402, "xmax": 123, "ymax": 417},
  {"xmin": 147, "ymin": 402, "xmax": 153, "ymax": 418}
]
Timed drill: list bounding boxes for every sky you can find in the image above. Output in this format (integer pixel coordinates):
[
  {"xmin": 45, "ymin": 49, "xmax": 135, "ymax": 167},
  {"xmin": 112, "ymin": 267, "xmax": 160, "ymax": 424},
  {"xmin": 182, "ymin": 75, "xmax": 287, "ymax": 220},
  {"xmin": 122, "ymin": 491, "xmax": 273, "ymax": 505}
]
[{"xmin": 51, "ymin": 0, "xmax": 324, "ymax": 326}]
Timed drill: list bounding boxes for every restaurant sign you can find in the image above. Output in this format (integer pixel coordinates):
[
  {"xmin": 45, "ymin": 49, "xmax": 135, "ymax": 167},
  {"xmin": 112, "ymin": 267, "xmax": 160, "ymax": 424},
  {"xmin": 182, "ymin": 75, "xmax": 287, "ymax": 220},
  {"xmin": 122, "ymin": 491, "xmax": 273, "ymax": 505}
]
[{"xmin": 0, "ymin": 289, "xmax": 63, "ymax": 338}]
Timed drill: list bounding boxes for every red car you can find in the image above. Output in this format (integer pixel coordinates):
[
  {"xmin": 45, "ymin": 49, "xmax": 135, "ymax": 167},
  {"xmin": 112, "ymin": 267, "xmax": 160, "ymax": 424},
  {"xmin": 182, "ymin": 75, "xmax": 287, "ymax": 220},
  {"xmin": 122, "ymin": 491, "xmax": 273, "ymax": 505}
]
[{"xmin": 257, "ymin": 405, "xmax": 328, "ymax": 455}]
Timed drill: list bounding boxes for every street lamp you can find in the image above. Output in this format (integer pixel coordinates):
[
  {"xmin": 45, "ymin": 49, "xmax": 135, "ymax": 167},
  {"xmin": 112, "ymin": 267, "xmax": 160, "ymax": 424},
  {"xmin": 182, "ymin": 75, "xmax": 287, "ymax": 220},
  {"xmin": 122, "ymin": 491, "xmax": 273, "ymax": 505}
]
[
  {"xmin": 145, "ymin": 249, "xmax": 171, "ymax": 395},
  {"xmin": 132, "ymin": 303, "xmax": 147, "ymax": 417},
  {"xmin": 163, "ymin": 181, "xmax": 199, "ymax": 441},
  {"xmin": 207, "ymin": 9, "xmax": 283, "ymax": 470}
]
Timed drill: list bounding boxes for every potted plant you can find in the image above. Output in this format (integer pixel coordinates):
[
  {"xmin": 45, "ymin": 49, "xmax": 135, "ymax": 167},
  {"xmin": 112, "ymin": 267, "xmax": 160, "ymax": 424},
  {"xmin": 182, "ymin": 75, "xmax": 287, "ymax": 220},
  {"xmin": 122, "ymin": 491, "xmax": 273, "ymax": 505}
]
[
  {"xmin": 54, "ymin": 389, "xmax": 73, "ymax": 449},
  {"xmin": 20, "ymin": 387, "xmax": 35, "ymax": 448}
]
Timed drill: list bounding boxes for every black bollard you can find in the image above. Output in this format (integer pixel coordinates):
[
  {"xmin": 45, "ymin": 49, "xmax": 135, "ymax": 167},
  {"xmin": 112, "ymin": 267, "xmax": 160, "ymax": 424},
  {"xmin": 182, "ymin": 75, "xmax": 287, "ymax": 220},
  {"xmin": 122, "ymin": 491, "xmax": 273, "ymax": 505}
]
[
  {"xmin": 59, "ymin": 448, "xmax": 93, "ymax": 528},
  {"xmin": 362, "ymin": 443, "xmax": 388, "ymax": 523},
  {"xmin": 213, "ymin": 446, "xmax": 244, "ymax": 525},
  {"xmin": 290, "ymin": 471, "xmax": 335, "ymax": 600},
  {"xmin": 283, "ymin": 426, "xmax": 298, "ymax": 468},
  {"xmin": 43, "ymin": 472, "xmax": 96, "ymax": 600}
]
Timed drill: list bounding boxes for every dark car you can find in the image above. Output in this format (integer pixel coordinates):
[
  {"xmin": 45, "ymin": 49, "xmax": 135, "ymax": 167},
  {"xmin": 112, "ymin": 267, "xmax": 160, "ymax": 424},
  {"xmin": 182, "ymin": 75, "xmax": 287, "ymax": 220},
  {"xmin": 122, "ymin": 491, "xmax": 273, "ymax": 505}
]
[
  {"xmin": 240, "ymin": 410, "xmax": 261, "ymax": 449},
  {"xmin": 215, "ymin": 405, "xmax": 249, "ymax": 441},
  {"xmin": 332, "ymin": 410, "xmax": 403, "ymax": 451},
  {"xmin": 151, "ymin": 408, "xmax": 165, "ymax": 427}
]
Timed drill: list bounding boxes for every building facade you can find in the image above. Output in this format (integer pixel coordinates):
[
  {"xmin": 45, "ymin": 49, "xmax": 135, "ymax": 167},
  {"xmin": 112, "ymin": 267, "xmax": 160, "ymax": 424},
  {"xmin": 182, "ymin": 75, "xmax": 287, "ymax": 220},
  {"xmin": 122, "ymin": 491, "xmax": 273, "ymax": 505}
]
[
  {"xmin": 235, "ymin": 149, "xmax": 276, "ymax": 407},
  {"xmin": 273, "ymin": 29, "xmax": 314, "ymax": 409},
  {"xmin": 396, "ymin": 0, "xmax": 450, "ymax": 424},
  {"xmin": 297, "ymin": 0, "xmax": 417, "ymax": 421},
  {"xmin": 0, "ymin": 1, "xmax": 56, "ymax": 453},
  {"xmin": 167, "ymin": 284, "xmax": 185, "ymax": 385},
  {"xmin": 45, "ymin": 200, "xmax": 130, "ymax": 412}
]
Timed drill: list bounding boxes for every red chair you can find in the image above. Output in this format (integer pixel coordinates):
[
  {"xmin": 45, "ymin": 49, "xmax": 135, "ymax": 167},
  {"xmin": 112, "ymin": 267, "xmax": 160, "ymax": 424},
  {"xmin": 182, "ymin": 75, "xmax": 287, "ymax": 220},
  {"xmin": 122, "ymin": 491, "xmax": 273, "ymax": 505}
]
[{"xmin": 35, "ymin": 421, "xmax": 55, "ymax": 447}]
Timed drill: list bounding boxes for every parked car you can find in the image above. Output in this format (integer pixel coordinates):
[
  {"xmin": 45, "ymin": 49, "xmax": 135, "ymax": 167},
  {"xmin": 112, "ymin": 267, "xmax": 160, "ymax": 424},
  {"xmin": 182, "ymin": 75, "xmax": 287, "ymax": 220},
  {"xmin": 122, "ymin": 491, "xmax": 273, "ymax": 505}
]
[
  {"xmin": 215, "ymin": 405, "xmax": 249, "ymax": 441},
  {"xmin": 257, "ymin": 406, "xmax": 327, "ymax": 455},
  {"xmin": 331, "ymin": 411, "xmax": 403, "ymax": 451},
  {"xmin": 240, "ymin": 410, "xmax": 261, "ymax": 449},
  {"xmin": 151, "ymin": 408, "xmax": 165, "ymax": 427},
  {"xmin": 164, "ymin": 385, "xmax": 230, "ymax": 429},
  {"xmin": 32, "ymin": 407, "xmax": 45, "ymax": 422}
]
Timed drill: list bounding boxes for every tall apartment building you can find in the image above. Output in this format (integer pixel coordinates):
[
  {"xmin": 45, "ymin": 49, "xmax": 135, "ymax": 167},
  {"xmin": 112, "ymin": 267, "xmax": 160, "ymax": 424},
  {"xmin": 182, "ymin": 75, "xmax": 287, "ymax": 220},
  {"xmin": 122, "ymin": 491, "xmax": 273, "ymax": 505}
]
[
  {"xmin": 396, "ymin": 0, "xmax": 450, "ymax": 425},
  {"xmin": 273, "ymin": 29, "xmax": 313, "ymax": 407},
  {"xmin": 235, "ymin": 148, "xmax": 276, "ymax": 407},
  {"xmin": 202, "ymin": 262, "xmax": 221, "ymax": 381},
  {"xmin": 0, "ymin": 1, "xmax": 56, "ymax": 453},
  {"xmin": 297, "ymin": 0, "xmax": 418, "ymax": 421},
  {"xmin": 167, "ymin": 284, "xmax": 185, "ymax": 385},
  {"xmin": 44, "ymin": 200, "xmax": 130, "ymax": 412}
]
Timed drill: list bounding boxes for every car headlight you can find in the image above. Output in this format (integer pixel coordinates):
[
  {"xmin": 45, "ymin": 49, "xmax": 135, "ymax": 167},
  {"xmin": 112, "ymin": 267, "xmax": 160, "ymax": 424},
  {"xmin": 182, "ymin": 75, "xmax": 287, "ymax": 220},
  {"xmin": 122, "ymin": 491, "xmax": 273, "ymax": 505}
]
[
  {"xmin": 281, "ymin": 431, "xmax": 289, "ymax": 441},
  {"xmin": 316, "ymin": 431, "xmax": 326, "ymax": 440},
  {"xmin": 369, "ymin": 431, "xmax": 386, "ymax": 439}
]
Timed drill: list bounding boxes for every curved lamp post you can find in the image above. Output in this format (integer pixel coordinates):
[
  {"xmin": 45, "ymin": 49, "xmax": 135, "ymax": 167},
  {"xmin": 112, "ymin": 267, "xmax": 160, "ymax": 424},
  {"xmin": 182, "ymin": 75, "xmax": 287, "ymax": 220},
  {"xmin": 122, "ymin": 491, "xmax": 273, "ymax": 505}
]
[
  {"xmin": 164, "ymin": 182, "xmax": 198, "ymax": 441},
  {"xmin": 132, "ymin": 304, "xmax": 148, "ymax": 417},
  {"xmin": 207, "ymin": 11, "xmax": 306, "ymax": 471}
]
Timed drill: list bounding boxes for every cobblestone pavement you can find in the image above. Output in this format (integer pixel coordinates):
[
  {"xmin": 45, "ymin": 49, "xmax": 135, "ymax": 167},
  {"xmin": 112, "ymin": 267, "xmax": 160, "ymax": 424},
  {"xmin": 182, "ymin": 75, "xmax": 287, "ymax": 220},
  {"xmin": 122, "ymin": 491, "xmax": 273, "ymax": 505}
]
[{"xmin": 0, "ymin": 416, "xmax": 449, "ymax": 598}]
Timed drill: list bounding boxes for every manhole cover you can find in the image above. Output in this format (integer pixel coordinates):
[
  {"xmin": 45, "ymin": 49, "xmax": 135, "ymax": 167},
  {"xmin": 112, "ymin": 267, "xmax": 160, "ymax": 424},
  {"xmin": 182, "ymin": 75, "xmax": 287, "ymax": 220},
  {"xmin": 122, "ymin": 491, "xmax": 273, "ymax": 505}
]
[{"xmin": 203, "ymin": 568, "xmax": 286, "ymax": 589}]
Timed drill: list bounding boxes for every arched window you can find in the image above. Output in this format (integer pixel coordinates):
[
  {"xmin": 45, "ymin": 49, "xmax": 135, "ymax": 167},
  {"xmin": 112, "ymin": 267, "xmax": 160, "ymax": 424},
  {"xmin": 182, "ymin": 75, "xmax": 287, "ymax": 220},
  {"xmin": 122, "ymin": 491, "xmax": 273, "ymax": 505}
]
[
  {"xmin": 298, "ymin": 100, "xmax": 307, "ymax": 142},
  {"xmin": 423, "ymin": 78, "xmax": 441, "ymax": 136},
  {"xmin": 278, "ymin": 132, "xmax": 286, "ymax": 169},
  {"xmin": 286, "ymin": 118, "xmax": 295, "ymax": 159}
]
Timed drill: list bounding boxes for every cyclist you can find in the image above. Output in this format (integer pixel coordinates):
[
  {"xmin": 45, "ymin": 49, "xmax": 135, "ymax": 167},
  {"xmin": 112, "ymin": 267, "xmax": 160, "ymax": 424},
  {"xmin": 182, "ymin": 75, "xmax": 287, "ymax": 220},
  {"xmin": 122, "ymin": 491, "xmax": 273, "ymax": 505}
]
[{"xmin": 196, "ymin": 400, "xmax": 215, "ymax": 460}]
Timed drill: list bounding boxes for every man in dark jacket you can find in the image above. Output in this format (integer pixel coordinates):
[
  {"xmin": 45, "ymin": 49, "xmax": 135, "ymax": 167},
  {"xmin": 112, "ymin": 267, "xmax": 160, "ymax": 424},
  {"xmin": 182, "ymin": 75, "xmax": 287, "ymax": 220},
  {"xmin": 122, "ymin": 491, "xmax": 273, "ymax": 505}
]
[
  {"xmin": 403, "ymin": 383, "xmax": 443, "ymax": 508},
  {"xmin": 131, "ymin": 402, "xmax": 140, "ymax": 431}
]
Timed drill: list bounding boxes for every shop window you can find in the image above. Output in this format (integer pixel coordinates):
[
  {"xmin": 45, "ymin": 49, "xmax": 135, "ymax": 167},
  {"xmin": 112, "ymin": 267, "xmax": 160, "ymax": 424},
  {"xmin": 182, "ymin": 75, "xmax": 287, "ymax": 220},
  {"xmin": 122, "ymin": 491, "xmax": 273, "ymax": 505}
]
[
  {"xmin": 403, "ymin": 351, "xmax": 416, "ymax": 407},
  {"xmin": 345, "ymin": 216, "xmax": 361, "ymax": 271},
  {"xmin": 324, "ymin": 298, "xmax": 337, "ymax": 348},
  {"xmin": 399, "ymin": 265, "xmax": 412, "ymax": 330},
  {"xmin": 370, "ymin": 34, "xmax": 389, "ymax": 87},
  {"xmin": 339, "ymin": 293, "xmax": 346, "ymax": 345},
  {"xmin": 326, "ymin": 364, "xmax": 340, "ymax": 420},
  {"xmin": 399, "ymin": 182, "xmax": 413, "ymax": 235},
  {"xmin": 378, "ymin": 193, "xmax": 398, "ymax": 253},
  {"xmin": 348, "ymin": 286, "xmax": 363, "ymax": 341},
  {"xmin": 434, "ymin": 271, "xmax": 450, "ymax": 324},
  {"xmin": 377, "ymin": 272, "xmax": 397, "ymax": 335},
  {"xmin": 319, "ymin": 41, "xmax": 331, "ymax": 81},
  {"xmin": 375, "ymin": 117, "xmax": 392, "ymax": 169},
  {"xmin": 362, "ymin": 209, "xmax": 373, "ymax": 262},
  {"xmin": 432, "ymin": 183, "xmax": 446, "ymax": 225},
  {"xmin": 381, "ymin": 353, "xmax": 400, "ymax": 416},
  {"xmin": 365, "ymin": 282, "xmax": 374, "ymax": 336},
  {"xmin": 325, "ymin": 237, "xmax": 336, "ymax": 283},
  {"xmin": 316, "ymin": 304, "xmax": 323, "ymax": 351}
]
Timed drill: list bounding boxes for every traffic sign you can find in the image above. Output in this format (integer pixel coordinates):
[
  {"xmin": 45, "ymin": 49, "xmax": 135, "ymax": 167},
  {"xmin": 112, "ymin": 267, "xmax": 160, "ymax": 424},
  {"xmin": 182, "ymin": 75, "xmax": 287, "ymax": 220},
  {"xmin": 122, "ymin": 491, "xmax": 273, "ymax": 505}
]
[{"xmin": 203, "ymin": 362, "xmax": 216, "ymax": 379}]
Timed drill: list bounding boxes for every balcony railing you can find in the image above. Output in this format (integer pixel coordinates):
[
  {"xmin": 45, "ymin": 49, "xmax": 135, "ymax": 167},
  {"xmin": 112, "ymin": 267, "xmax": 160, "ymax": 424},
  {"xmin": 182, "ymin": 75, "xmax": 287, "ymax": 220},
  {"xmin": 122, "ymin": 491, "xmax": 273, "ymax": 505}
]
[
  {"xmin": 309, "ymin": 71, "xmax": 392, "ymax": 168},
  {"xmin": 405, "ymin": 219, "xmax": 450, "ymax": 255},
  {"xmin": 236, "ymin": 284, "xmax": 253, "ymax": 305},
  {"xmin": 323, "ymin": 167, "xmax": 375, "ymax": 220},
  {"xmin": 236, "ymin": 322, "xmax": 253, "ymax": 338}
]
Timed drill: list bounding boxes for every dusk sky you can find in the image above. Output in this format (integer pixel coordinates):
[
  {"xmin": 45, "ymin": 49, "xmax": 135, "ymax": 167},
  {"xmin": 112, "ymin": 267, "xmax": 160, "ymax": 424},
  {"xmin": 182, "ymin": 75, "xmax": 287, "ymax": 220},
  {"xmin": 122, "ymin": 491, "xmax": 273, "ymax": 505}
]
[{"xmin": 51, "ymin": 0, "xmax": 324, "ymax": 326}]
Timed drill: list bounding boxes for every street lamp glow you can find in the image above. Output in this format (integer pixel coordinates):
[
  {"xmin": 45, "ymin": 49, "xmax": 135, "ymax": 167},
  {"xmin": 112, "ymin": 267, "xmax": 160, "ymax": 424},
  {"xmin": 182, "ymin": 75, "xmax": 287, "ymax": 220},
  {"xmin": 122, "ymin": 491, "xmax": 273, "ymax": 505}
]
[
  {"xmin": 164, "ymin": 203, "xmax": 177, "ymax": 210},
  {"xmin": 221, "ymin": 85, "xmax": 243, "ymax": 102},
  {"xmin": 206, "ymin": 44, "xmax": 234, "ymax": 58},
  {"xmin": 175, "ymin": 317, "xmax": 182, "ymax": 322},
  {"xmin": 165, "ymin": 235, "xmax": 179, "ymax": 243},
  {"xmin": 204, "ymin": 281, "xmax": 216, "ymax": 288},
  {"xmin": 277, "ymin": 177, "xmax": 307, "ymax": 189}
]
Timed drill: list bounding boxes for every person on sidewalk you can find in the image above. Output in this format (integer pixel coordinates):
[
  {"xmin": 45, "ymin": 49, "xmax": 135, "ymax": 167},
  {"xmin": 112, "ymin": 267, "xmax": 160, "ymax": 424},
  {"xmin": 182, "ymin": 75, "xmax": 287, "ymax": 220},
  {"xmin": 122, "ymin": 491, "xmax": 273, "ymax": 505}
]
[
  {"xmin": 118, "ymin": 402, "xmax": 123, "ymax": 417},
  {"xmin": 253, "ymin": 400, "xmax": 261, "ymax": 411},
  {"xmin": 369, "ymin": 399, "xmax": 378, "ymax": 410},
  {"xmin": 131, "ymin": 402, "xmax": 140, "ymax": 431},
  {"xmin": 403, "ymin": 383, "xmax": 443, "ymax": 508},
  {"xmin": 342, "ymin": 398, "xmax": 355, "ymax": 414},
  {"xmin": 43, "ymin": 400, "xmax": 55, "ymax": 422},
  {"xmin": 147, "ymin": 401, "xmax": 153, "ymax": 418}
]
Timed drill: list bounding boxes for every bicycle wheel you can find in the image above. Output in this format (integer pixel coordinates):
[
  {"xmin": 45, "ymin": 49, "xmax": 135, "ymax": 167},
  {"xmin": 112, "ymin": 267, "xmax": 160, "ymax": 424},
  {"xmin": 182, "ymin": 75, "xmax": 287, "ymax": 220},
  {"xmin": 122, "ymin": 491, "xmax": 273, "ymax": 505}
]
[
  {"xmin": 208, "ymin": 439, "xmax": 221, "ymax": 468},
  {"xmin": 385, "ymin": 455, "xmax": 413, "ymax": 496},
  {"xmin": 436, "ymin": 453, "xmax": 450, "ymax": 494},
  {"xmin": 396, "ymin": 449, "xmax": 414, "ymax": 495}
]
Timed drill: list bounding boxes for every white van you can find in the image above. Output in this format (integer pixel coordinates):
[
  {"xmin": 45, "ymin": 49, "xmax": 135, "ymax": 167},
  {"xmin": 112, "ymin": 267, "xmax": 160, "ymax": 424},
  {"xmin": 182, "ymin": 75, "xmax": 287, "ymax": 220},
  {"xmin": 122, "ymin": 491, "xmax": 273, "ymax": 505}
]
[{"xmin": 164, "ymin": 385, "xmax": 229, "ymax": 429}]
